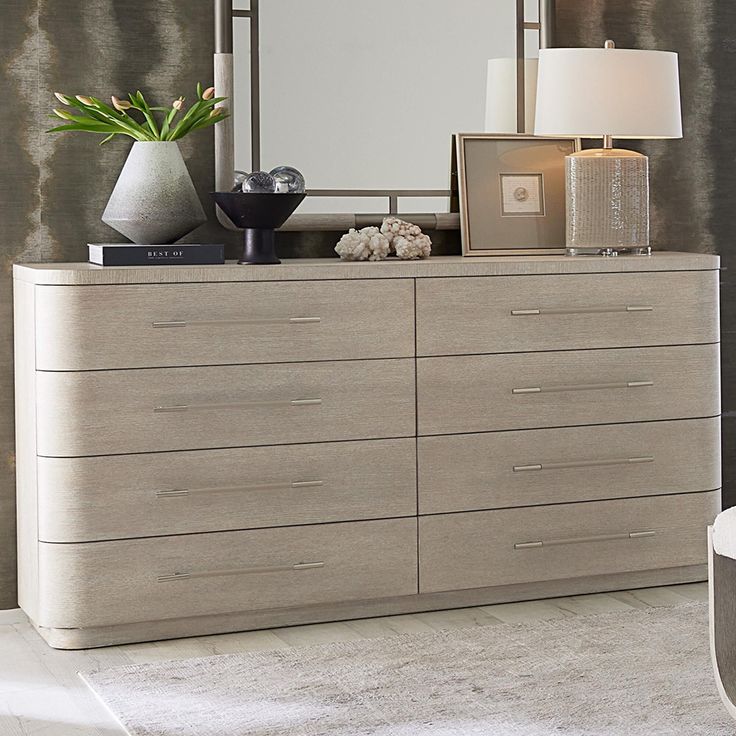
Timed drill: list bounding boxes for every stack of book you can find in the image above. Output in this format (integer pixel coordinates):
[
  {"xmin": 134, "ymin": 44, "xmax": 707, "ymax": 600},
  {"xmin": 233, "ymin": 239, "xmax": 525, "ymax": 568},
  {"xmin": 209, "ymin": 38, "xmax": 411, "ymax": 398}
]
[{"xmin": 88, "ymin": 243, "xmax": 225, "ymax": 266}]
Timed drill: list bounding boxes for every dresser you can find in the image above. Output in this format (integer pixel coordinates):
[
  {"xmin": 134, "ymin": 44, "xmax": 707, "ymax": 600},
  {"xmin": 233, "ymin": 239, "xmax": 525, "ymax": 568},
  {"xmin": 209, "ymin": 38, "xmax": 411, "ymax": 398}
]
[{"xmin": 13, "ymin": 253, "xmax": 721, "ymax": 648}]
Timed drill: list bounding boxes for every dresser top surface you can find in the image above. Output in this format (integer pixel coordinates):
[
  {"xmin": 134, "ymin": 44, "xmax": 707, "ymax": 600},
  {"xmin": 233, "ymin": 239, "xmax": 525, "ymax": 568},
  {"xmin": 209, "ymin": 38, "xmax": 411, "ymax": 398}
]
[{"xmin": 13, "ymin": 252, "xmax": 720, "ymax": 285}]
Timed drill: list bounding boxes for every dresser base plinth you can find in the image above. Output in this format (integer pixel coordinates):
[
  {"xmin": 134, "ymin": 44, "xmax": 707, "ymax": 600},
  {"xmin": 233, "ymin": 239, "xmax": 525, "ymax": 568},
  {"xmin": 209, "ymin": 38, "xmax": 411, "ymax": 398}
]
[{"xmin": 29, "ymin": 564, "xmax": 707, "ymax": 649}]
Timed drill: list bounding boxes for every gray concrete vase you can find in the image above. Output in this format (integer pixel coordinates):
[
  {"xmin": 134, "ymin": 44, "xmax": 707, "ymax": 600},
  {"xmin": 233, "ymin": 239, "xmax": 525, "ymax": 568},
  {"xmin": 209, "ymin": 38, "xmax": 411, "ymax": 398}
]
[{"xmin": 102, "ymin": 141, "xmax": 206, "ymax": 244}]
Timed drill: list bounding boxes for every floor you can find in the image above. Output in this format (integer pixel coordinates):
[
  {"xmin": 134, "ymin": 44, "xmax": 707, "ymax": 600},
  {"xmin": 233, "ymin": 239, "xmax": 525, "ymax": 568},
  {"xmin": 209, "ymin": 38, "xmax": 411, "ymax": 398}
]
[{"xmin": 0, "ymin": 582, "xmax": 709, "ymax": 735}]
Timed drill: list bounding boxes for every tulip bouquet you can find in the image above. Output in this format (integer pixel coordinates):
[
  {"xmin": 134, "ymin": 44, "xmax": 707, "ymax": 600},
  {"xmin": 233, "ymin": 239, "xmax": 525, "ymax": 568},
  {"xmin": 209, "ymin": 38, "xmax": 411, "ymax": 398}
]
[{"xmin": 48, "ymin": 83, "xmax": 227, "ymax": 143}]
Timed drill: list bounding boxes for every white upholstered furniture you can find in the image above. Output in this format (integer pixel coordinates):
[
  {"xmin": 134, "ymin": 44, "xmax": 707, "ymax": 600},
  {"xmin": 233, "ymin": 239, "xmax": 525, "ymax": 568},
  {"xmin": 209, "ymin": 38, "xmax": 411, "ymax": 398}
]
[
  {"xmin": 13, "ymin": 253, "xmax": 721, "ymax": 648},
  {"xmin": 710, "ymin": 511, "xmax": 736, "ymax": 721}
]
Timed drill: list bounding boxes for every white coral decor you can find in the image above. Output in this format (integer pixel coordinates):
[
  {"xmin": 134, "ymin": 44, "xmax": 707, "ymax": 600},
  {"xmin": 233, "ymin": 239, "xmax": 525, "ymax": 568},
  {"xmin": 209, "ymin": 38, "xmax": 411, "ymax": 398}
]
[
  {"xmin": 381, "ymin": 217, "xmax": 432, "ymax": 260},
  {"xmin": 334, "ymin": 226, "xmax": 390, "ymax": 261}
]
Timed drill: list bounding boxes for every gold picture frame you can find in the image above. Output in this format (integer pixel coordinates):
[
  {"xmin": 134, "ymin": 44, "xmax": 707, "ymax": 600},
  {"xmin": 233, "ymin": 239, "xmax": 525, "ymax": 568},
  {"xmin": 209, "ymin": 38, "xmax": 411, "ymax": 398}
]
[{"xmin": 456, "ymin": 133, "xmax": 581, "ymax": 256}]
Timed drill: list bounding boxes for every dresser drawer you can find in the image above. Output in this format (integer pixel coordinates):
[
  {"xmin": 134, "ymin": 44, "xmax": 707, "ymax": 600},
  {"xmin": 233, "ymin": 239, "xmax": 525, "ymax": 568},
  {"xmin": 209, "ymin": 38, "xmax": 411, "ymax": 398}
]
[
  {"xmin": 418, "ymin": 418, "xmax": 721, "ymax": 514},
  {"xmin": 37, "ymin": 438, "xmax": 417, "ymax": 542},
  {"xmin": 416, "ymin": 270, "xmax": 719, "ymax": 356},
  {"xmin": 35, "ymin": 279, "xmax": 415, "ymax": 370},
  {"xmin": 417, "ymin": 344, "xmax": 719, "ymax": 435},
  {"xmin": 36, "ymin": 359, "xmax": 415, "ymax": 456},
  {"xmin": 37, "ymin": 518, "xmax": 418, "ymax": 628},
  {"xmin": 419, "ymin": 491, "xmax": 719, "ymax": 593}
]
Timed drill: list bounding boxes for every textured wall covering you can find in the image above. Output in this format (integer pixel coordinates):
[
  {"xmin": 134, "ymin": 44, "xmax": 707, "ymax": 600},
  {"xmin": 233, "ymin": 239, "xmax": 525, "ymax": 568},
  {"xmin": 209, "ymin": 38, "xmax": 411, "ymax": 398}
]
[
  {"xmin": 0, "ymin": 0, "xmax": 37, "ymax": 611},
  {"xmin": 0, "ymin": 1, "xmax": 732, "ymax": 608},
  {"xmin": 556, "ymin": 0, "xmax": 736, "ymax": 508},
  {"xmin": 556, "ymin": 1, "xmax": 717, "ymax": 253},
  {"xmin": 0, "ymin": 0, "xmax": 224, "ymax": 610}
]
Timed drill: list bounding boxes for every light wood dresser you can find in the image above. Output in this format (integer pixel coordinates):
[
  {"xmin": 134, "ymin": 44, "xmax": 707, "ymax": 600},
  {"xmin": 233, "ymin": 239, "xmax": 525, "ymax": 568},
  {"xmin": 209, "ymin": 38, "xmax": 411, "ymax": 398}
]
[{"xmin": 13, "ymin": 253, "xmax": 722, "ymax": 648}]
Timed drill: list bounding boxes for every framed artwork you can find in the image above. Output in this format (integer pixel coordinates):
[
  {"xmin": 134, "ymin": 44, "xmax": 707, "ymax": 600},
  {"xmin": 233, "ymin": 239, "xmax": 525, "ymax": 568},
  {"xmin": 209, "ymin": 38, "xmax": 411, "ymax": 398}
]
[{"xmin": 456, "ymin": 134, "xmax": 580, "ymax": 256}]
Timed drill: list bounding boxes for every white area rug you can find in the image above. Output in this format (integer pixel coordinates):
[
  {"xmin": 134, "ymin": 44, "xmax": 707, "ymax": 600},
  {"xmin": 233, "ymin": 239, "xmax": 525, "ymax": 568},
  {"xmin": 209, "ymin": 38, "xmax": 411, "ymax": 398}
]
[{"xmin": 82, "ymin": 603, "xmax": 733, "ymax": 735}]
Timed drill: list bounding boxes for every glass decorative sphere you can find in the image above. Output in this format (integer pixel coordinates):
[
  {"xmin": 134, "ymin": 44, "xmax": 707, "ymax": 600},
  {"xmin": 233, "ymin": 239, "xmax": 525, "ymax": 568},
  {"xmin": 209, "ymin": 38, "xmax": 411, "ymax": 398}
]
[
  {"xmin": 232, "ymin": 170, "xmax": 248, "ymax": 192},
  {"xmin": 270, "ymin": 166, "xmax": 306, "ymax": 193},
  {"xmin": 242, "ymin": 171, "xmax": 277, "ymax": 193}
]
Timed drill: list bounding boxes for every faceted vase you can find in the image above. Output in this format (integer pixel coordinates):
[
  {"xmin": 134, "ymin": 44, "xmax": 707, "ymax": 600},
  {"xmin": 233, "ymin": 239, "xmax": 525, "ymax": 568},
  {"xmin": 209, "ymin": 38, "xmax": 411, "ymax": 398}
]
[{"xmin": 102, "ymin": 141, "xmax": 206, "ymax": 244}]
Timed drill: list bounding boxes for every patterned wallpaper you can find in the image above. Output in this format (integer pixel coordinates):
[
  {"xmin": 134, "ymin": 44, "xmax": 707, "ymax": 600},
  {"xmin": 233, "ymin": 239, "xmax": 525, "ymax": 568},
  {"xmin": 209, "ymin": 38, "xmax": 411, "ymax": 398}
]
[
  {"xmin": 0, "ymin": 0, "xmax": 222, "ymax": 609},
  {"xmin": 556, "ymin": 0, "xmax": 736, "ymax": 507},
  {"xmin": 0, "ymin": 0, "xmax": 731, "ymax": 608}
]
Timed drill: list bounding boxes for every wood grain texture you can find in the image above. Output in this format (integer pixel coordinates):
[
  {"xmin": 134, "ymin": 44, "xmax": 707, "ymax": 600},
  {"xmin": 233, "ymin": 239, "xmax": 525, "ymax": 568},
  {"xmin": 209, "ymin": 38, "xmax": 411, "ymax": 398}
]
[
  {"xmin": 36, "ymin": 518, "xmax": 418, "ymax": 629},
  {"xmin": 416, "ymin": 270, "xmax": 720, "ymax": 356},
  {"xmin": 33, "ymin": 567, "xmax": 709, "ymax": 650},
  {"xmin": 37, "ymin": 438, "xmax": 417, "ymax": 542},
  {"xmin": 36, "ymin": 358, "xmax": 416, "ymax": 456},
  {"xmin": 418, "ymin": 417, "xmax": 721, "ymax": 514},
  {"xmin": 12, "ymin": 260, "xmax": 723, "ymax": 638},
  {"xmin": 12, "ymin": 280, "xmax": 37, "ymax": 621},
  {"xmin": 12, "ymin": 252, "xmax": 721, "ymax": 285},
  {"xmin": 419, "ymin": 491, "xmax": 720, "ymax": 594},
  {"xmin": 417, "ymin": 344, "xmax": 720, "ymax": 436},
  {"xmin": 35, "ymin": 279, "xmax": 415, "ymax": 370}
]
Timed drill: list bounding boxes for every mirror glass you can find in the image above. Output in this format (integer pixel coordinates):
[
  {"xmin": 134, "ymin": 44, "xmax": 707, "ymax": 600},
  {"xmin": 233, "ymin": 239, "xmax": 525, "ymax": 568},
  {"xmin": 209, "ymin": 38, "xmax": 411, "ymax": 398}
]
[{"xmin": 232, "ymin": 0, "xmax": 539, "ymax": 215}]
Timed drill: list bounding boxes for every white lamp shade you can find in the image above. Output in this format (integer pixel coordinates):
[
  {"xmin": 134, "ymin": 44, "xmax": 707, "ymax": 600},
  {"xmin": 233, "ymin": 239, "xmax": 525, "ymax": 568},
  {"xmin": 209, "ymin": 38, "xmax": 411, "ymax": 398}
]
[
  {"xmin": 534, "ymin": 47, "xmax": 682, "ymax": 139},
  {"xmin": 485, "ymin": 58, "xmax": 538, "ymax": 134}
]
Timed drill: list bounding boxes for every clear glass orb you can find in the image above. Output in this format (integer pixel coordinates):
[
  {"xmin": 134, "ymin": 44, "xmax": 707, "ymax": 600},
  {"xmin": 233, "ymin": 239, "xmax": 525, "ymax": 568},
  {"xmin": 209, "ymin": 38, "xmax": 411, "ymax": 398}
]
[
  {"xmin": 232, "ymin": 170, "xmax": 248, "ymax": 192},
  {"xmin": 242, "ymin": 171, "xmax": 277, "ymax": 193},
  {"xmin": 270, "ymin": 166, "xmax": 306, "ymax": 193}
]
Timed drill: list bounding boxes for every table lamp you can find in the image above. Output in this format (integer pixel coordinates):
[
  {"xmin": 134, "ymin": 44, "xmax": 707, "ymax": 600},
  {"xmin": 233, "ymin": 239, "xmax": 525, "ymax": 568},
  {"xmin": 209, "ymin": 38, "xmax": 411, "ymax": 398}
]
[
  {"xmin": 534, "ymin": 41, "xmax": 682, "ymax": 255},
  {"xmin": 485, "ymin": 58, "xmax": 538, "ymax": 133}
]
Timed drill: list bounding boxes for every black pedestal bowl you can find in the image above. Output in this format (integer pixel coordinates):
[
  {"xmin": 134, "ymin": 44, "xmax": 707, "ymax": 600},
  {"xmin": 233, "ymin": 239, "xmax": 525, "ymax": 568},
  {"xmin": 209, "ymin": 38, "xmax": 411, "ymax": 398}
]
[{"xmin": 213, "ymin": 192, "xmax": 306, "ymax": 264}]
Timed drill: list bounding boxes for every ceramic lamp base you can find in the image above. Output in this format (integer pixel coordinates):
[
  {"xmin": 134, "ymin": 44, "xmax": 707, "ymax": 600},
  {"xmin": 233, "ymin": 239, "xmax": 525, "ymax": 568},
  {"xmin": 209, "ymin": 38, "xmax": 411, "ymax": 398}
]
[{"xmin": 566, "ymin": 148, "xmax": 649, "ymax": 255}]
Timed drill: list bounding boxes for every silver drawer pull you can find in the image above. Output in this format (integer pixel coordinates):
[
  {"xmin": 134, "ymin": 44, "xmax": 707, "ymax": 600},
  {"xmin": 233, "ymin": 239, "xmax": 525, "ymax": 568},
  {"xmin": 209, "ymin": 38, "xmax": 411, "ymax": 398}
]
[
  {"xmin": 152, "ymin": 320, "xmax": 187, "ymax": 328},
  {"xmin": 514, "ymin": 530, "xmax": 656, "ymax": 550},
  {"xmin": 510, "ymin": 305, "xmax": 653, "ymax": 316},
  {"xmin": 514, "ymin": 541, "xmax": 543, "ymax": 549},
  {"xmin": 155, "ymin": 480, "xmax": 324, "ymax": 498},
  {"xmin": 512, "ymin": 380, "xmax": 653, "ymax": 395},
  {"xmin": 157, "ymin": 560, "xmax": 325, "ymax": 582},
  {"xmin": 152, "ymin": 317, "xmax": 321, "ymax": 328},
  {"xmin": 513, "ymin": 456, "xmax": 654, "ymax": 473},
  {"xmin": 154, "ymin": 398, "xmax": 322, "ymax": 413}
]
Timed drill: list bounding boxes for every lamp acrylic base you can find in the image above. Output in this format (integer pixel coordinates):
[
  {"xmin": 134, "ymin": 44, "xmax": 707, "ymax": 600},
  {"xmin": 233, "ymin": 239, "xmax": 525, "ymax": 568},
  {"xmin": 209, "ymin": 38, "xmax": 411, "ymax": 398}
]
[
  {"xmin": 566, "ymin": 148, "xmax": 650, "ymax": 255},
  {"xmin": 566, "ymin": 245, "xmax": 653, "ymax": 257}
]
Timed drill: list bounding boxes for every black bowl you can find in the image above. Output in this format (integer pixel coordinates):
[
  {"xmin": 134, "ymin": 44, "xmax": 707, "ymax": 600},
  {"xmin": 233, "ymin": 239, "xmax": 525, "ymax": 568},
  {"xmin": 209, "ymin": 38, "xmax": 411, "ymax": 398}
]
[
  {"xmin": 213, "ymin": 191, "xmax": 306, "ymax": 229},
  {"xmin": 212, "ymin": 191, "xmax": 306, "ymax": 265}
]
